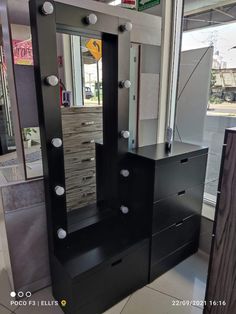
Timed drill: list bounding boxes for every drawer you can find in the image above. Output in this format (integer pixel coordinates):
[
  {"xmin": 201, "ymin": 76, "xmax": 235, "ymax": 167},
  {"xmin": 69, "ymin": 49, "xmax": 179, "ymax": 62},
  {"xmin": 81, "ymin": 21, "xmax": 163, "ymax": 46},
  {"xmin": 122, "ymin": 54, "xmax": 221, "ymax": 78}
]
[
  {"xmin": 65, "ymin": 168, "xmax": 96, "ymax": 189},
  {"xmin": 151, "ymin": 215, "xmax": 200, "ymax": 264},
  {"xmin": 63, "ymin": 131, "xmax": 102, "ymax": 152},
  {"xmin": 66, "ymin": 184, "xmax": 96, "ymax": 211},
  {"xmin": 73, "ymin": 240, "xmax": 149, "ymax": 310},
  {"xmin": 153, "ymin": 185, "xmax": 204, "ymax": 234},
  {"xmin": 150, "ymin": 240, "xmax": 198, "ymax": 282},
  {"xmin": 64, "ymin": 150, "xmax": 96, "ymax": 171},
  {"xmin": 154, "ymin": 154, "xmax": 207, "ymax": 201},
  {"xmin": 61, "ymin": 106, "xmax": 102, "ymax": 115},
  {"xmin": 62, "ymin": 112, "xmax": 102, "ymax": 134}
]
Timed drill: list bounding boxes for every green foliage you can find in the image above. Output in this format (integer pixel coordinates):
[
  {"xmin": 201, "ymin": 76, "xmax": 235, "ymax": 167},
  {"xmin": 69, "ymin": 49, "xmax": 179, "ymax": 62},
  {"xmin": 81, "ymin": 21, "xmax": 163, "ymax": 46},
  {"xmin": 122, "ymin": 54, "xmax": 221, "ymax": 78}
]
[
  {"xmin": 209, "ymin": 95, "xmax": 223, "ymax": 104},
  {"xmin": 22, "ymin": 128, "xmax": 37, "ymax": 141},
  {"xmin": 211, "ymin": 70, "xmax": 216, "ymax": 88}
]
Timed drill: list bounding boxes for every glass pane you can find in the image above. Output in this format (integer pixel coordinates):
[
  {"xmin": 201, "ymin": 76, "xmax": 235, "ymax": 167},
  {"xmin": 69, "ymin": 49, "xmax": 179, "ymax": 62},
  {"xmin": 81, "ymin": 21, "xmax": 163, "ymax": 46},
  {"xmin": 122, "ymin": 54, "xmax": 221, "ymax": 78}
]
[
  {"xmin": 176, "ymin": 6, "xmax": 236, "ymax": 205},
  {"xmin": 56, "ymin": 32, "xmax": 103, "ymax": 217},
  {"xmin": 11, "ymin": 30, "xmax": 43, "ymax": 179},
  {"xmin": 81, "ymin": 37, "xmax": 103, "ymax": 107},
  {"xmin": 22, "ymin": 127, "xmax": 42, "ymax": 178},
  {"xmin": 0, "ymin": 42, "xmax": 21, "ymax": 183}
]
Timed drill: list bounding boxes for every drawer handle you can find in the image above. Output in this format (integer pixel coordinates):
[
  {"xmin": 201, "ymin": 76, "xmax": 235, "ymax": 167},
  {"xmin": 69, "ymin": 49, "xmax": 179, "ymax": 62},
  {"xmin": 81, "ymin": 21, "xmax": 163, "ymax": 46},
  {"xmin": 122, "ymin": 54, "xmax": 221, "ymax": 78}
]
[
  {"xmin": 111, "ymin": 259, "xmax": 122, "ymax": 267},
  {"xmin": 81, "ymin": 157, "xmax": 95, "ymax": 163},
  {"xmin": 82, "ymin": 121, "xmax": 95, "ymax": 126},
  {"xmin": 82, "ymin": 191, "xmax": 96, "ymax": 197},
  {"xmin": 175, "ymin": 221, "xmax": 184, "ymax": 227},
  {"xmin": 82, "ymin": 139, "xmax": 95, "ymax": 144},
  {"xmin": 180, "ymin": 158, "xmax": 189, "ymax": 164},
  {"xmin": 178, "ymin": 190, "xmax": 186, "ymax": 196},
  {"xmin": 82, "ymin": 175, "xmax": 95, "ymax": 181}
]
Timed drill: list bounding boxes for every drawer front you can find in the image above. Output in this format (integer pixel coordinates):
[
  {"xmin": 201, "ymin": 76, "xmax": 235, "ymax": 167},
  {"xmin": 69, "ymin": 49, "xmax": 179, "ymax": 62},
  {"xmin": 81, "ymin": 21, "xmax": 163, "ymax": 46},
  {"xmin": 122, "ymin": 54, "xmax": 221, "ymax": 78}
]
[
  {"xmin": 73, "ymin": 240, "xmax": 149, "ymax": 310},
  {"xmin": 62, "ymin": 112, "xmax": 102, "ymax": 134},
  {"xmin": 64, "ymin": 150, "xmax": 96, "ymax": 172},
  {"xmin": 151, "ymin": 215, "xmax": 200, "ymax": 265},
  {"xmin": 153, "ymin": 185, "xmax": 204, "ymax": 234},
  {"xmin": 63, "ymin": 131, "xmax": 102, "ymax": 152},
  {"xmin": 65, "ymin": 168, "xmax": 96, "ymax": 189},
  {"xmin": 150, "ymin": 240, "xmax": 198, "ymax": 282},
  {"xmin": 154, "ymin": 154, "xmax": 207, "ymax": 201},
  {"xmin": 66, "ymin": 184, "xmax": 96, "ymax": 211},
  {"xmin": 61, "ymin": 106, "xmax": 102, "ymax": 115}
]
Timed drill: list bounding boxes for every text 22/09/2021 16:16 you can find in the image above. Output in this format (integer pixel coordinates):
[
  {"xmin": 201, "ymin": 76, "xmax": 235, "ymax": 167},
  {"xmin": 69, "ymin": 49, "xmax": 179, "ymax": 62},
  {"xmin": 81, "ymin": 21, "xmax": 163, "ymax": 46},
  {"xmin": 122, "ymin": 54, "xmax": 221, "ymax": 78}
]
[{"xmin": 172, "ymin": 300, "xmax": 227, "ymax": 307}]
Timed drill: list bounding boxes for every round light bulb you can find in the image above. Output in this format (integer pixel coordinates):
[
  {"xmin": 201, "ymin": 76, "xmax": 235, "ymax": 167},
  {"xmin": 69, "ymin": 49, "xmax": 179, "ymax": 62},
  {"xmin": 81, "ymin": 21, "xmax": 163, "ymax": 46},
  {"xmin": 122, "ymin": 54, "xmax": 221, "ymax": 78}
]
[
  {"xmin": 55, "ymin": 186, "xmax": 65, "ymax": 196},
  {"xmin": 46, "ymin": 75, "xmax": 59, "ymax": 86},
  {"xmin": 120, "ymin": 206, "xmax": 129, "ymax": 214},
  {"xmin": 51, "ymin": 138, "xmax": 62, "ymax": 148},
  {"xmin": 120, "ymin": 130, "xmax": 130, "ymax": 139},
  {"xmin": 120, "ymin": 22, "xmax": 133, "ymax": 32},
  {"xmin": 41, "ymin": 1, "xmax": 54, "ymax": 15},
  {"xmin": 120, "ymin": 80, "xmax": 131, "ymax": 89},
  {"xmin": 85, "ymin": 13, "xmax": 98, "ymax": 25},
  {"xmin": 57, "ymin": 228, "xmax": 67, "ymax": 239},
  {"xmin": 120, "ymin": 169, "xmax": 130, "ymax": 177}
]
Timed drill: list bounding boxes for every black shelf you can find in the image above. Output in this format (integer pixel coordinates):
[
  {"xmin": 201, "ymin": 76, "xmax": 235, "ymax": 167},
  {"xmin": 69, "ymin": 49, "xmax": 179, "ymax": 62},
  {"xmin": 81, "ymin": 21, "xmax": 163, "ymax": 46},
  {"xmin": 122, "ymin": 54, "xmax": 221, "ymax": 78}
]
[
  {"xmin": 130, "ymin": 141, "xmax": 208, "ymax": 162},
  {"xmin": 67, "ymin": 203, "xmax": 116, "ymax": 234}
]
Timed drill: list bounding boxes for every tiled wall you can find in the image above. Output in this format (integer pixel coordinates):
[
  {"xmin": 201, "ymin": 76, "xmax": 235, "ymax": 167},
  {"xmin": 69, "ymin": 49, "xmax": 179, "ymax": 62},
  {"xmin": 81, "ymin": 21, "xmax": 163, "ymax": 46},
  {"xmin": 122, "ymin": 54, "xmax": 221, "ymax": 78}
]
[{"xmin": 0, "ymin": 179, "xmax": 50, "ymax": 293}]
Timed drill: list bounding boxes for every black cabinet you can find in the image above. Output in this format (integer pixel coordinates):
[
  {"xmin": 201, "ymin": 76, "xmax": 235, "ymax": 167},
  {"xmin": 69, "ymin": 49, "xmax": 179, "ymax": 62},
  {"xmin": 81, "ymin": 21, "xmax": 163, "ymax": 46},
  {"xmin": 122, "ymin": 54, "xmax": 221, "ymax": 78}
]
[
  {"xmin": 129, "ymin": 141, "xmax": 208, "ymax": 282},
  {"xmin": 52, "ymin": 226, "xmax": 149, "ymax": 314}
]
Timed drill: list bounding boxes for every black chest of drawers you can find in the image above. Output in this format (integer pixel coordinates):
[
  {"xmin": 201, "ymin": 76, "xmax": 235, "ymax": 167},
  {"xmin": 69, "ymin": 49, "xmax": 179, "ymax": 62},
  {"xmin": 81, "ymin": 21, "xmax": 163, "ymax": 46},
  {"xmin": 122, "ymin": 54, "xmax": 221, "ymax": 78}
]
[{"xmin": 128, "ymin": 141, "xmax": 208, "ymax": 282}]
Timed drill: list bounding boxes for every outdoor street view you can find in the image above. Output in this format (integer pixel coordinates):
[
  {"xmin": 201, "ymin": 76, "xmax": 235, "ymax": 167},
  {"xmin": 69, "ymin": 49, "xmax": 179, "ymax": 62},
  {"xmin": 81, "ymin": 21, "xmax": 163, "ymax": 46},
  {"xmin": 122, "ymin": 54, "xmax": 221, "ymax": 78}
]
[{"xmin": 182, "ymin": 22, "xmax": 236, "ymax": 201}]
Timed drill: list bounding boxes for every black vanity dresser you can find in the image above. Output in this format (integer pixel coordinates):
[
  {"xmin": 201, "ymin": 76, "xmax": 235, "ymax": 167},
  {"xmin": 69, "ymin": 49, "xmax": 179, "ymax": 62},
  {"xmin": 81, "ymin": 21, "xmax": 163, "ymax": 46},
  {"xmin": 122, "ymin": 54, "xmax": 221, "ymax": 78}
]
[
  {"xmin": 29, "ymin": 0, "xmax": 208, "ymax": 313},
  {"xmin": 129, "ymin": 142, "xmax": 208, "ymax": 282}
]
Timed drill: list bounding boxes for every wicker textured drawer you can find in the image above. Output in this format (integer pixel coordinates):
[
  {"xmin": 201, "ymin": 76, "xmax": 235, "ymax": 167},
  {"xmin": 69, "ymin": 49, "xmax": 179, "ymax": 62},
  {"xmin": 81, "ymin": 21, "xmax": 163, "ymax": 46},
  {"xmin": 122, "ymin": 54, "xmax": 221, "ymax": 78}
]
[
  {"xmin": 65, "ymin": 168, "xmax": 96, "ymax": 190},
  {"xmin": 62, "ymin": 112, "xmax": 102, "ymax": 134},
  {"xmin": 64, "ymin": 150, "xmax": 96, "ymax": 172},
  {"xmin": 61, "ymin": 107, "xmax": 102, "ymax": 211},
  {"xmin": 63, "ymin": 131, "xmax": 102, "ymax": 152},
  {"xmin": 66, "ymin": 184, "xmax": 96, "ymax": 211}
]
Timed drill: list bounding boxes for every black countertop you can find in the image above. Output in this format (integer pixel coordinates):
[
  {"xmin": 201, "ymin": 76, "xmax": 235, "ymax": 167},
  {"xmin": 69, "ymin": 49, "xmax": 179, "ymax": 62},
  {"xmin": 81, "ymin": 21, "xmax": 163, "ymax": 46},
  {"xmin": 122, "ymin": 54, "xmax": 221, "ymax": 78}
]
[{"xmin": 130, "ymin": 141, "xmax": 208, "ymax": 162}]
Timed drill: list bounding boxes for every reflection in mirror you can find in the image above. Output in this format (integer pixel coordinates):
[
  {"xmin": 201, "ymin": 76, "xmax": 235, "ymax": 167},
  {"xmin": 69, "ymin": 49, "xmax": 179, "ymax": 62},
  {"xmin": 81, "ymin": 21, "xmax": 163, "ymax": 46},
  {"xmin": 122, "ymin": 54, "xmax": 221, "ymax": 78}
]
[
  {"xmin": 56, "ymin": 32, "xmax": 103, "ymax": 214},
  {"xmin": 21, "ymin": 127, "xmax": 42, "ymax": 178},
  {"xmin": 0, "ymin": 43, "xmax": 21, "ymax": 183}
]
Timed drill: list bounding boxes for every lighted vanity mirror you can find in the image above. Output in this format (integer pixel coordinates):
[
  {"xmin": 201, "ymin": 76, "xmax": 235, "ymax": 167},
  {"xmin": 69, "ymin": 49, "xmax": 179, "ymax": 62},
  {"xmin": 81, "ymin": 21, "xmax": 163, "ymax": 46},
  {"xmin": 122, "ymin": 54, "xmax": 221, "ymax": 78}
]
[{"xmin": 56, "ymin": 32, "xmax": 103, "ymax": 216}]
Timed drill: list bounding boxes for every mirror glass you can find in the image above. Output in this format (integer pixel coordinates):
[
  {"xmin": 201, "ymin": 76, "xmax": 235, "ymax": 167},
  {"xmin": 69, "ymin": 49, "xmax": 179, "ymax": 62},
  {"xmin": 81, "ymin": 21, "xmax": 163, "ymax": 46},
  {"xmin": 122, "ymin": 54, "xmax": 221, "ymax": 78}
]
[
  {"xmin": 56, "ymin": 32, "xmax": 103, "ymax": 218},
  {"xmin": 11, "ymin": 24, "xmax": 43, "ymax": 180}
]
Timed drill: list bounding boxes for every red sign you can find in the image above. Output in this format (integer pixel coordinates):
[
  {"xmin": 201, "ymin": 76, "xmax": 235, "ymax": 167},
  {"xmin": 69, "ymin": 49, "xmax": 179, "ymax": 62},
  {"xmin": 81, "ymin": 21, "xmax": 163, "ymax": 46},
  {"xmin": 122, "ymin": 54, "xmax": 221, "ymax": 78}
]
[
  {"xmin": 12, "ymin": 39, "xmax": 33, "ymax": 65},
  {"xmin": 122, "ymin": 0, "xmax": 136, "ymax": 9}
]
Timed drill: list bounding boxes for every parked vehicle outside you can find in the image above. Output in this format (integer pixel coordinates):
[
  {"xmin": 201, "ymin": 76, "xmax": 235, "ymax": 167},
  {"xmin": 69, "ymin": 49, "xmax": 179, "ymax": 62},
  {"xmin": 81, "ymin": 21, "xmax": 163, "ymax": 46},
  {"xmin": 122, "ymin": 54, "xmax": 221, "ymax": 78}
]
[
  {"xmin": 84, "ymin": 86, "xmax": 94, "ymax": 99},
  {"xmin": 211, "ymin": 68, "xmax": 236, "ymax": 102}
]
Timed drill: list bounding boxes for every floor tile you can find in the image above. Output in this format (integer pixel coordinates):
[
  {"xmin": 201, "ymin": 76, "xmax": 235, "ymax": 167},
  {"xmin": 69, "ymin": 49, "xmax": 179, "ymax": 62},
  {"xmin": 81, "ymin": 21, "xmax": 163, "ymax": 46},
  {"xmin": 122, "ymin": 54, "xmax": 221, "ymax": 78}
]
[
  {"xmin": 122, "ymin": 286, "xmax": 172, "ymax": 314},
  {"xmin": 0, "ymin": 305, "xmax": 12, "ymax": 314},
  {"xmin": 0, "ymin": 235, "xmax": 3, "ymax": 251},
  {"xmin": 0, "ymin": 268, "xmax": 17, "ymax": 311},
  {"xmin": 147, "ymin": 252, "xmax": 209, "ymax": 308},
  {"xmin": 15, "ymin": 287, "xmax": 63, "ymax": 314},
  {"xmin": 103, "ymin": 297, "xmax": 130, "ymax": 314},
  {"xmin": 166, "ymin": 304, "xmax": 202, "ymax": 314},
  {"xmin": 0, "ymin": 251, "xmax": 4, "ymax": 271},
  {"xmin": 121, "ymin": 286, "xmax": 202, "ymax": 314}
]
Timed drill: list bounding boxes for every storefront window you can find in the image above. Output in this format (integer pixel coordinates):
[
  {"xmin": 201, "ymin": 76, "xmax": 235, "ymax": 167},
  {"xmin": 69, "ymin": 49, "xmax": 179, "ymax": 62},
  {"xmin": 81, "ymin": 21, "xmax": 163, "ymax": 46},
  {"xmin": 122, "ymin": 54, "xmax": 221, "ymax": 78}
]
[{"xmin": 176, "ymin": 4, "xmax": 236, "ymax": 205}]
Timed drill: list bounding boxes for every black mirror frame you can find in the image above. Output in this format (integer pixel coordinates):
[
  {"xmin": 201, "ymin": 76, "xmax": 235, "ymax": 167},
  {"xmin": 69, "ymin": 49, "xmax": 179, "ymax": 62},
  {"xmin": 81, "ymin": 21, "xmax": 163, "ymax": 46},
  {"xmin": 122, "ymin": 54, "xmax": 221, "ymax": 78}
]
[{"xmin": 29, "ymin": 0, "xmax": 131, "ymax": 251}]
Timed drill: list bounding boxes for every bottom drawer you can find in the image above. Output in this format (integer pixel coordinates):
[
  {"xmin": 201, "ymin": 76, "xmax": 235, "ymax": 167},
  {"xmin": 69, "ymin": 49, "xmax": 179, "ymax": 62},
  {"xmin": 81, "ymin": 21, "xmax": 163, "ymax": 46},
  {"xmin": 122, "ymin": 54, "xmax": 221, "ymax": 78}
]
[
  {"xmin": 150, "ymin": 240, "xmax": 198, "ymax": 282},
  {"xmin": 151, "ymin": 215, "xmax": 200, "ymax": 264},
  {"xmin": 73, "ymin": 240, "xmax": 149, "ymax": 311}
]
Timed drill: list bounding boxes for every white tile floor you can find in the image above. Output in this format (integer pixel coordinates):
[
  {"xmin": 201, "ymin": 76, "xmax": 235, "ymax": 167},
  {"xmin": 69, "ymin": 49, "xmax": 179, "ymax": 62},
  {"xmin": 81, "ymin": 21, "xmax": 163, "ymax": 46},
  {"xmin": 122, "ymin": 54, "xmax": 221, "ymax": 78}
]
[{"xmin": 0, "ymin": 249, "xmax": 209, "ymax": 314}]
